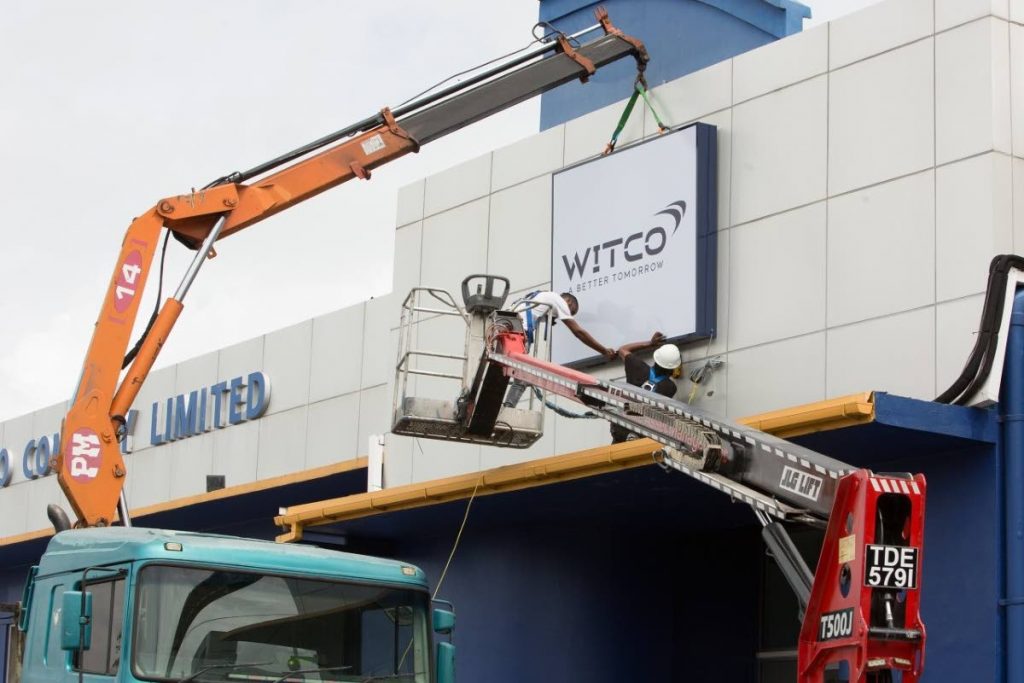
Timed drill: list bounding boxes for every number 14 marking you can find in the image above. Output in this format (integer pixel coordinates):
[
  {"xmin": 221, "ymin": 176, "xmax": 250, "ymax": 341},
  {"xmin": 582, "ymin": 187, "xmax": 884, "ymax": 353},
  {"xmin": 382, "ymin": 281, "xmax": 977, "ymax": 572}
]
[{"xmin": 116, "ymin": 263, "xmax": 142, "ymax": 300}]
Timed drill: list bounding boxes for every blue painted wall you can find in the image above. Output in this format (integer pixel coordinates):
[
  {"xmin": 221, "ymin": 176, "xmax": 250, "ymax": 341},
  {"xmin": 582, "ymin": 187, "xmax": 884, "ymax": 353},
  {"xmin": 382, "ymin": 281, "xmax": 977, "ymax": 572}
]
[
  {"xmin": 0, "ymin": 401, "xmax": 1004, "ymax": 682},
  {"xmin": 337, "ymin": 440, "xmax": 1002, "ymax": 683},
  {"xmin": 385, "ymin": 519, "xmax": 762, "ymax": 681},
  {"xmin": 875, "ymin": 445, "xmax": 999, "ymax": 682},
  {"xmin": 538, "ymin": 0, "xmax": 810, "ymax": 129}
]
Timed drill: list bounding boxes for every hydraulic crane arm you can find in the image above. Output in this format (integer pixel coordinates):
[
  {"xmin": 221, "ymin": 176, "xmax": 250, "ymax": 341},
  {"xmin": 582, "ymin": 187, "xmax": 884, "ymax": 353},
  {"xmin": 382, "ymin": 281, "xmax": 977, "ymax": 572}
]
[
  {"xmin": 55, "ymin": 11, "xmax": 648, "ymax": 530},
  {"xmin": 164, "ymin": 27, "xmax": 646, "ymax": 248}
]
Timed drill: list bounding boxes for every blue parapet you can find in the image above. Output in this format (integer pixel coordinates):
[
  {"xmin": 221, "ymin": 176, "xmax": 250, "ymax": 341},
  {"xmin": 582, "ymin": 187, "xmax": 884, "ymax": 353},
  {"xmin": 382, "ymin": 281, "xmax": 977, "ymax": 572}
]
[
  {"xmin": 698, "ymin": 0, "xmax": 811, "ymax": 37},
  {"xmin": 538, "ymin": 0, "xmax": 811, "ymax": 129},
  {"xmin": 999, "ymin": 288, "xmax": 1024, "ymax": 683}
]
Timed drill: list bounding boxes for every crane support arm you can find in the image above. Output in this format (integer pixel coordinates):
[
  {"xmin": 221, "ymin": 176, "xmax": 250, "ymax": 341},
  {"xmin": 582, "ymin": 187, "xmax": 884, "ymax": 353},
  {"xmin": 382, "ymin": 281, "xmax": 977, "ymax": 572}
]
[
  {"xmin": 54, "ymin": 12, "xmax": 648, "ymax": 528},
  {"xmin": 164, "ymin": 24, "xmax": 646, "ymax": 249},
  {"xmin": 159, "ymin": 116, "xmax": 421, "ymax": 248}
]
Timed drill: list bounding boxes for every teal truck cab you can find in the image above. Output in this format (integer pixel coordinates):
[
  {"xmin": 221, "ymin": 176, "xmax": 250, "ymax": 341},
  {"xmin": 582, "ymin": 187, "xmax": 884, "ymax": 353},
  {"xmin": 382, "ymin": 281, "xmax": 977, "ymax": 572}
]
[{"xmin": 10, "ymin": 528, "xmax": 454, "ymax": 683}]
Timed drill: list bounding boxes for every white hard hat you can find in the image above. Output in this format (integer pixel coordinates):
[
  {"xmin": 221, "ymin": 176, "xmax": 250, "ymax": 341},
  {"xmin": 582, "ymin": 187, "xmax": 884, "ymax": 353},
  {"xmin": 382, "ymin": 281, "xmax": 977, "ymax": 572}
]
[{"xmin": 653, "ymin": 343, "xmax": 681, "ymax": 370}]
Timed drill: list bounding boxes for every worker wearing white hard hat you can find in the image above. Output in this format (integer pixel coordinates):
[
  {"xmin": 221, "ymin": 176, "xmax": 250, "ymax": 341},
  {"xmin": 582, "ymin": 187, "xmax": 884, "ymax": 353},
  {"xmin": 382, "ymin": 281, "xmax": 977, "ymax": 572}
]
[
  {"xmin": 610, "ymin": 332, "xmax": 682, "ymax": 444},
  {"xmin": 652, "ymin": 342, "xmax": 683, "ymax": 373},
  {"xmin": 503, "ymin": 290, "xmax": 615, "ymax": 408}
]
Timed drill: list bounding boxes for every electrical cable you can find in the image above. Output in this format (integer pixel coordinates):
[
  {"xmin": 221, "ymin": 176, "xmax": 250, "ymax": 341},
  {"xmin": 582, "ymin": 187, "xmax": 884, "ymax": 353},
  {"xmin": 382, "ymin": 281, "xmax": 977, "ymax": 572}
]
[
  {"xmin": 935, "ymin": 254, "xmax": 1024, "ymax": 404},
  {"xmin": 201, "ymin": 25, "xmax": 573, "ymax": 190},
  {"xmin": 122, "ymin": 231, "xmax": 171, "ymax": 369},
  {"xmin": 531, "ymin": 387, "xmax": 598, "ymax": 419},
  {"xmin": 393, "ymin": 28, "xmax": 551, "ymax": 111},
  {"xmin": 687, "ymin": 356, "xmax": 723, "ymax": 404},
  {"xmin": 492, "ymin": 421, "xmax": 519, "ymax": 447},
  {"xmin": 393, "ymin": 454, "xmax": 479, "ymax": 678},
  {"xmin": 532, "ymin": 21, "xmax": 562, "ymax": 42},
  {"xmin": 432, "ymin": 476, "xmax": 482, "ymax": 600}
]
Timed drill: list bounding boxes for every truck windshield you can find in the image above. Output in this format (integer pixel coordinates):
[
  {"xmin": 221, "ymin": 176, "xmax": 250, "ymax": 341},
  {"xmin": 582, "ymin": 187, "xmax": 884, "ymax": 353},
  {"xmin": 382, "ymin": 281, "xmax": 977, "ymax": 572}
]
[{"xmin": 133, "ymin": 565, "xmax": 430, "ymax": 683}]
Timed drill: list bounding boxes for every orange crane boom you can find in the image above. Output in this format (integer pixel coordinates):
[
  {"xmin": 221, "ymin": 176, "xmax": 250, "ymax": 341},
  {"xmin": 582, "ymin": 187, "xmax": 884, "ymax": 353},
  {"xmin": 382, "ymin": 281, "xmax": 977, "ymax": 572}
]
[{"xmin": 55, "ymin": 10, "xmax": 648, "ymax": 527}]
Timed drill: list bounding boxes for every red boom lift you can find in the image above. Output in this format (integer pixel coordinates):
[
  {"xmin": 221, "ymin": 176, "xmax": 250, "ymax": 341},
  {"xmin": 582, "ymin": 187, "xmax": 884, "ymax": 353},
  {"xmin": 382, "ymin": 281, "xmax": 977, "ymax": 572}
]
[{"xmin": 391, "ymin": 275, "xmax": 928, "ymax": 682}]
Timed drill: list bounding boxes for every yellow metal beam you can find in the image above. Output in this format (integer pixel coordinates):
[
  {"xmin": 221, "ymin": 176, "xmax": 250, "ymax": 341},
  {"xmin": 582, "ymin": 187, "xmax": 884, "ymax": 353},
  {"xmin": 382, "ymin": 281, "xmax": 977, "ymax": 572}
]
[
  {"xmin": 738, "ymin": 392, "xmax": 875, "ymax": 439},
  {"xmin": 0, "ymin": 393, "xmax": 878, "ymax": 549},
  {"xmin": 0, "ymin": 457, "xmax": 367, "ymax": 548},
  {"xmin": 0, "ymin": 528, "xmax": 53, "ymax": 548},
  {"xmin": 275, "ymin": 392, "xmax": 878, "ymax": 541},
  {"xmin": 274, "ymin": 440, "xmax": 661, "ymax": 542}
]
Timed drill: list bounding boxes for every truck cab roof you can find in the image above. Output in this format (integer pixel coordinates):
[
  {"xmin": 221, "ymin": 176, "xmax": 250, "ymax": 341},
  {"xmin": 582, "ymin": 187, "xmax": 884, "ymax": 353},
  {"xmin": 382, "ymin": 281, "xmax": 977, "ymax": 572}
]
[{"xmin": 36, "ymin": 527, "xmax": 428, "ymax": 588}]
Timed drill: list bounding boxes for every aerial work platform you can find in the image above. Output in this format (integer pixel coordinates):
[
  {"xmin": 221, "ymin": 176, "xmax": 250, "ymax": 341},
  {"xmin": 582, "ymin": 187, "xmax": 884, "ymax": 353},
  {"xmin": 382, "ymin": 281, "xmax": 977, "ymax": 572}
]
[
  {"xmin": 388, "ymin": 274, "xmax": 930, "ymax": 682},
  {"xmin": 392, "ymin": 396, "xmax": 542, "ymax": 448},
  {"xmin": 392, "ymin": 277, "xmax": 545, "ymax": 448}
]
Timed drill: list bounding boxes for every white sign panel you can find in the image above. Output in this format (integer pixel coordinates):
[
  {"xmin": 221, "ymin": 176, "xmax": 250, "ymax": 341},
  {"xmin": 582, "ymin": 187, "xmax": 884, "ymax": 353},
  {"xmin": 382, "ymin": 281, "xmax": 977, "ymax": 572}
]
[{"xmin": 550, "ymin": 124, "xmax": 717, "ymax": 365}]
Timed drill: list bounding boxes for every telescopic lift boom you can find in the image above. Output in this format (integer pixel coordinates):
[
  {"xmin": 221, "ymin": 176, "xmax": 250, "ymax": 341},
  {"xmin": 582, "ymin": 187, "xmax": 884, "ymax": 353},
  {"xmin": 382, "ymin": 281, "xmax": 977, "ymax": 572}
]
[{"xmin": 391, "ymin": 276, "xmax": 927, "ymax": 683}]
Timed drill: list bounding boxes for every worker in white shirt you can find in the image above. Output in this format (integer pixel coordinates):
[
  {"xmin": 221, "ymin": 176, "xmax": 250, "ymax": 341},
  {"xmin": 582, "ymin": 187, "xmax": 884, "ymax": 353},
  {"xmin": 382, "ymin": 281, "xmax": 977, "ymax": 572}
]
[{"xmin": 503, "ymin": 290, "xmax": 615, "ymax": 407}]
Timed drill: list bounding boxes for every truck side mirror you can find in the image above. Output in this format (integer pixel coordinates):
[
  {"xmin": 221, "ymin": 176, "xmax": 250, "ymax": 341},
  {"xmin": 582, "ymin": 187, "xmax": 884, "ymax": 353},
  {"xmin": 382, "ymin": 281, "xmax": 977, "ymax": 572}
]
[
  {"xmin": 433, "ymin": 608, "xmax": 456, "ymax": 682},
  {"xmin": 60, "ymin": 591, "xmax": 92, "ymax": 651},
  {"xmin": 432, "ymin": 608, "xmax": 455, "ymax": 635},
  {"xmin": 436, "ymin": 642, "xmax": 455, "ymax": 683}
]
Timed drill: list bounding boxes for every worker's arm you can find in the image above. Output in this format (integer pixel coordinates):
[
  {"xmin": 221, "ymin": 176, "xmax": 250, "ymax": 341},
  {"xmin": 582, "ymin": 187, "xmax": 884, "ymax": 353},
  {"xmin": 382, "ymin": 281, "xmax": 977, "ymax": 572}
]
[
  {"xmin": 563, "ymin": 319, "xmax": 616, "ymax": 359},
  {"xmin": 617, "ymin": 331, "xmax": 665, "ymax": 360}
]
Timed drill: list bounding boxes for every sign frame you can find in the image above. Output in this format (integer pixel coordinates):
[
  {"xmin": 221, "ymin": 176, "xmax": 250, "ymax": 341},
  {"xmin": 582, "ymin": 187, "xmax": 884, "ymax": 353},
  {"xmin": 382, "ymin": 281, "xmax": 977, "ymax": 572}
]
[{"xmin": 549, "ymin": 122, "xmax": 718, "ymax": 367}]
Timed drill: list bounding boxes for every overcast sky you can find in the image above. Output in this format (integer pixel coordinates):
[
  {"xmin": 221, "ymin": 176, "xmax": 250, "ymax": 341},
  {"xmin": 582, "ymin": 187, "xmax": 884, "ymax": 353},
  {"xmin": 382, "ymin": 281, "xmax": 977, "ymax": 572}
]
[{"xmin": 0, "ymin": 0, "xmax": 876, "ymax": 422}]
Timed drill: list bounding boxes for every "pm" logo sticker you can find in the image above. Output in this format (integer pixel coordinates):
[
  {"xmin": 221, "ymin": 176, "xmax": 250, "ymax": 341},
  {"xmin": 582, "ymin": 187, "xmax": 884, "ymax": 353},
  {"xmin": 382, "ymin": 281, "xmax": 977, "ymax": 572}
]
[{"xmin": 65, "ymin": 429, "xmax": 102, "ymax": 482}]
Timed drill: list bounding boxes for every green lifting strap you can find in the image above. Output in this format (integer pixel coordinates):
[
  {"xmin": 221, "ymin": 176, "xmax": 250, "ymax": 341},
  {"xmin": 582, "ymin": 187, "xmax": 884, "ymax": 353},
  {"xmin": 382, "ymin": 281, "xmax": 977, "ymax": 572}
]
[
  {"xmin": 602, "ymin": 79, "xmax": 669, "ymax": 156},
  {"xmin": 638, "ymin": 83, "xmax": 669, "ymax": 133}
]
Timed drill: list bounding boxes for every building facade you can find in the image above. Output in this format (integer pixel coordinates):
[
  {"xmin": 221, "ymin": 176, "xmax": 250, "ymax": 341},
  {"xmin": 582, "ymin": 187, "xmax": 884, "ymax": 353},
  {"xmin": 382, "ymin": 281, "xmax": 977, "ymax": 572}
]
[{"xmin": 0, "ymin": 0, "xmax": 1022, "ymax": 680}]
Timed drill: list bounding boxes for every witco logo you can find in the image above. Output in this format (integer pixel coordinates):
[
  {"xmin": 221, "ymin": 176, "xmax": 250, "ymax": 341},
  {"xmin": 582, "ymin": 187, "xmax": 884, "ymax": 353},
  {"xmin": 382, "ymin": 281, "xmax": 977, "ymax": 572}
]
[{"xmin": 560, "ymin": 200, "xmax": 686, "ymax": 282}]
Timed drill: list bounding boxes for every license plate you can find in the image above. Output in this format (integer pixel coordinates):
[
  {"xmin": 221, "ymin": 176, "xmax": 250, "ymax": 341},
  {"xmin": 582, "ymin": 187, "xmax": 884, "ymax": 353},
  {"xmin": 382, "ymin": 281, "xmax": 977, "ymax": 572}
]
[{"xmin": 864, "ymin": 544, "xmax": 919, "ymax": 589}]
